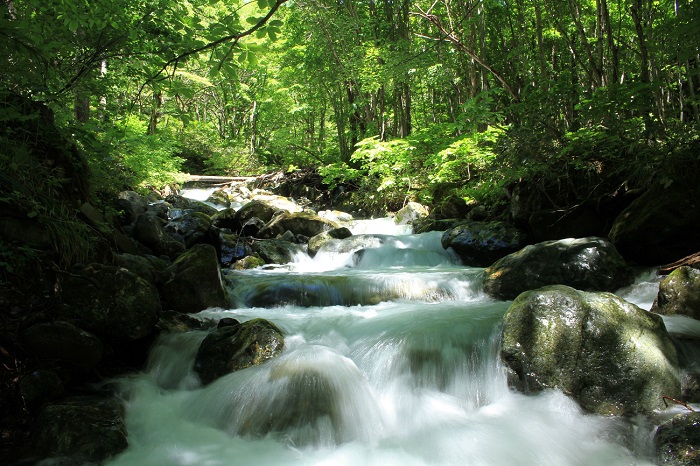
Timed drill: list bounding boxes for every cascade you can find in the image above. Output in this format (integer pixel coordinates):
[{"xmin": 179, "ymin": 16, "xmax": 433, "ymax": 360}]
[{"xmin": 108, "ymin": 192, "xmax": 671, "ymax": 465}]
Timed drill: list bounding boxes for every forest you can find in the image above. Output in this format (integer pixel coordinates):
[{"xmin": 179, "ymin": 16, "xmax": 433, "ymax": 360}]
[{"xmin": 2, "ymin": 0, "xmax": 699, "ymax": 216}]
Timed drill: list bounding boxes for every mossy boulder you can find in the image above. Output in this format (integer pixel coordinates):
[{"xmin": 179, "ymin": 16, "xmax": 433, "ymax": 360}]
[
  {"xmin": 307, "ymin": 227, "xmax": 353, "ymax": 257},
  {"xmin": 654, "ymin": 413, "xmax": 700, "ymax": 465},
  {"xmin": 218, "ymin": 232, "xmax": 254, "ymax": 267},
  {"xmin": 165, "ymin": 211, "xmax": 213, "ymax": 248},
  {"xmin": 483, "ymin": 237, "xmax": 634, "ymax": 301},
  {"xmin": 651, "ymin": 266, "xmax": 700, "ymax": 319},
  {"xmin": 609, "ymin": 183, "xmax": 700, "ymax": 265},
  {"xmin": 194, "ymin": 318, "xmax": 284, "ymax": 385},
  {"xmin": 59, "ymin": 263, "xmax": 161, "ymax": 340},
  {"xmin": 21, "ymin": 321, "xmax": 104, "ymax": 368},
  {"xmin": 234, "ymin": 199, "xmax": 285, "ymax": 225},
  {"xmin": 441, "ymin": 220, "xmax": 530, "ymax": 267},
  {"xmin": 501, "ymin": 285, "xmax": 681, "ymax": 415},
  {"xmin": 31, "ymin": 396, "xmax": 127, "ymax": 464},
  {"xmin": 258, "ymin": 211, "xmax": 338, "ymax": 239},
  {"xmin": 160, "ymin": 243, "xmax": 229, "ymax": 313},
  {"xmin": 251, "ymin": 238, "xmax": 298, "ymax": 265}
]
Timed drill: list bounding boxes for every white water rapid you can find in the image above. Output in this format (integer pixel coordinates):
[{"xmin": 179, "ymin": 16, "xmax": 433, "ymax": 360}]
[{"xmin": 109, "ymin": 216, "xmax": 664, "ymax": 465}]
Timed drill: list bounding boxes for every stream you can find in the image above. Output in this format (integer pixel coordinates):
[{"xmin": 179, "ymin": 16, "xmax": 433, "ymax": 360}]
[{"xmin": 107, "ymin": 192, "xmax": 673, "ymax": 465}]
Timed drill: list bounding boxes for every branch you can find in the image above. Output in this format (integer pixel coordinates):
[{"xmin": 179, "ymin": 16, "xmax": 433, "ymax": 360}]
[
  {"xmin": 411, "ymin": 7, "xmax": 519, "ymax": 102},
  {"xmin": 138, "ymin": 0, "xmax": 287, "ymax": 96}
]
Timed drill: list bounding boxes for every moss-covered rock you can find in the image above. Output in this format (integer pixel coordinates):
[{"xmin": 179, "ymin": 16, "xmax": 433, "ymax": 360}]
[
  {"xmin": 654, "ymin": 413, "xmax": 700, "ymax": 465},
  {"xmin": 441, "ymin": 220, "xmax": 530, "ymax": 267},
  {"xmin": 652, "ymin": 266, "xmax": 700, "ymax": 319},
  {"xmin": 31, "ymin": 396, "xmax": 127, "ymax": 464},
  {"xmin": 259, "ymin": 211, "xmax": 338, "ymax": 239},
  {"xmin": 251, "ymin": 238, "xmax": 298, "ymax": 264},
  {"xmin": 501, "ymin": 285, "xmax": 681, "ymax": 415},
  {"xmin": 194, "ymin": 318, "xmax": 284, "ymax": 385},
  {"xmin": 160, "ymin": 243, "xmax": 229, "ymax": 313},
  {"xmin": 483, "ymin": 237, "xmax": 633, "ymax": 301},
  {"xmin": 59, "ymin": 263, "xmax": 161, "ymax": 340},
  {"xmin": 307, "ymin": 227, "xmax": 353, "ymax": 257},
  {"xmin": 165, "ymin": 211, "xmax": 213, "ymax": 248}
]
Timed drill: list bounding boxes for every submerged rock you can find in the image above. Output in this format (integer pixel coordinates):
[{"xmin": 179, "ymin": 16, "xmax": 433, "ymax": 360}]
[
  {"xmin": 441, "ymin": 220, "xmax": 530, "ymax": 267},
  {"xmin": 654, "ymin": 413, "xmax": 700, "ymax": 465},
  {"xmin": 500, "ymin": 285, "xmax": 681, "ymax": 415},
  {"xmin": 194, "ymin": 318, "xmax": 285, "ymax": 384},
  {"xmin": 483, "ymin": 237, "xmax": 634, "ymax": 301},
  {"xmin": 652, "ymin": 266, "xmax": 700, "ymax": 320},
  {"xmin": 31, "ymin": 396, "xmax": 128, "ymax": 464},
  {"xmin": 160, "ymin": 243, "xmax": 229, "ymax": 313}
]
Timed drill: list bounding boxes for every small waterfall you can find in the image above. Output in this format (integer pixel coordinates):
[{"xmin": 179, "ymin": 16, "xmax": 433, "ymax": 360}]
[{"xmin": 109, "ymin": 222, "xmax": 659, "ymax": 466}]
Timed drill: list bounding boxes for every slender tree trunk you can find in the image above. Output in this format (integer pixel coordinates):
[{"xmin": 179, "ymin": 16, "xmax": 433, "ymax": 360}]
[{"xmin": 147, "ymin": 90, "xmax": 163, "ymax": 135}]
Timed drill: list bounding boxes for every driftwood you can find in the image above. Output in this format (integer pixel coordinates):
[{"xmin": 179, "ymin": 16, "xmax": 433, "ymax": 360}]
[{"xmin": 658, "ymin": 252, "xmax": 700, "ymax": 275}]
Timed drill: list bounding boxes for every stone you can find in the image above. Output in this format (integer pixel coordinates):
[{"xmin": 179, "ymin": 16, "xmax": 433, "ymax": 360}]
[
  {"xmin": 132, "ymin": 211, "xmax": 165, "ymax": 247},
  {"xmin": 441, "ymin": 220, "xmax": 530, "ymax": 267},
  {"xmin": 19, "ymin": 370, "xmax": 65, "ymax": 409},
  {"xmin": 59, "ymin": 264, "xmax": 161, "ymax": 340},
  {"xmin": 160, "ymin": 243, "xmax": 229, "ymax": 313},
  {"xmin": 609, "ymin": 183, "xmax": 700, "ymax": 265},
  {"xmin": 652, "ymin": 266, "xmax": 700, "ymax": 319},
  {"xmin": 394, "ymin": 202, "xmax": 430, "ymax": 226},
  {"xmin": 112, "ymin": 252, "xmax": 158, "ymax": 284},
  {"xmin": 165, "ymin": 195, "xmax": 218, "ymax": 216},
  {"xmin": 156, "ymin": 310, "xmax": 207, "ymax": 334},
  {"xmin": 21, "ymin": 321, "xmax": 103, "ymax": 368},
  {"xmin": 234, "ymin": 199, "xmax": 284, "ymax": 225},
  {"xmin": 501, "ymin": 285, "xmax": 681, "ymax": 415},
  {"xmin": 654, "ymin": 413, "xmax": 700, "ymax": 465},
  {"xmin": 194, "ymin": 318, "xmax": 284, "ymax": 385},
  {"xmin": 211, "ymin": 208, "xmax": 242, "ymax": 231},
  {"xmin": 251, "ymin": 238, "xmax": 298, "ymax": 265},
  {"xmin": 307, "ymin": 227, "xmax": 353, "ymax": 257},
  {"xmin": 31, "ymin": 396, "xmax": 128, "ymax": 464},
  {"xmin": 165, "ymin": 210, "xmax": 213, "ymax": 248},
  {"xmin": 218, "ymin": 232, "xmax": 253, "ymax": 267},
  {"xmin": 483, "ymin": 237, "xmax": 634, "ymax": 301},
  {"xmin": 232, "ymin": 255, "xmax": 266, "ymax": 270},
  {"xmin": 258, "ymin": 211, "xmax": 339, "ymax": 239}
]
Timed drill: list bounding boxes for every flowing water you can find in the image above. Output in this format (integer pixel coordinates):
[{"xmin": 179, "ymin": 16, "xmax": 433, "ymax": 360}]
[{"xmin": 108, "ymin": 210, "xmax": 671, "ymax": 465}]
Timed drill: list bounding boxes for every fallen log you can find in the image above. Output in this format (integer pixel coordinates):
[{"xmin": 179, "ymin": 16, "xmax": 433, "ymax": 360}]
[{"xmin": 658, "ymin": 252, "xmax": 700, "ymax": 275}]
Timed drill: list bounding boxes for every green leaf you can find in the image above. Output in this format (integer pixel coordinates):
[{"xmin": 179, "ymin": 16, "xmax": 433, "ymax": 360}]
[
  {"xmin": 256, "ymin": 27, "xmax": 267, "ymax": 39},
  {"xmin": 247, "ymin": 52, "xmax": 258, "ymax": 66},
  {"xmin": 269, "ymin": 20, "xmax": 283, "ymax": 28},
  {"xmin": 246, "ymin": 16, "xmax": 262, "ymax": 25},
  {"xmin": 268, "ymin": 31, "xmax": 278, "ymax": 42},
  {"xmin": 257, "ymin": 0, "xmax": 269, "ymax": 9}
]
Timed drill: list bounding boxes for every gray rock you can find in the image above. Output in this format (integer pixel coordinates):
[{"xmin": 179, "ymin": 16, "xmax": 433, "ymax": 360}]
[
  {"xmin": 483, "ymin": 237, "xmax": 634, "ymax": 301},
  {"xmin": 235, "ymin": 199, "xmax": 283, "ymax": 224},
  {"xmin": 112, "ymin": 252, "xmax": 158, "ymax": 284},
  {"xmin": 307, "ymin": 227, "xmax": 353, "ymax": 257},
  {"xmin": 133, "ymin": 211, "xmax": 165, "ymax": 247},
  {"xmin": 441, "ymin": 220, "xmax": 530, "ymax": 267},
  {"xmin": 258, "ymin": 211, "xmax": 338, "ymax": 239},
  {"xmin": 501, "ymin": 285, "xmax": 681, "ymax": 415},
  {"xmin": 160, "ymin": 244, "xmax": 229, "ymax": 313},
  {"xmin": 194, "ymin": 318, "xmax": 284, "ymax": 384},
  {"xmin": 394, "ymin": 202, "xmax": 430, "ymax": 226}
]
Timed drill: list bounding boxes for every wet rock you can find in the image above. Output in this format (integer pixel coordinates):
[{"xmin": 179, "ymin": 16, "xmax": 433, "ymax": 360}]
[
  {"xmin": 112, "ymin": 252, "xmax": 158, "ymax": 284},
  {"xmin": 211, "ymin": 208, "xmax": 242, "ymax": 231},
  {"xmin": 394, "ymin": 202, "xmax": 430, "ymax": 226},
  {"xmin": 156, "ymin": 310, "xmax": 207, "ymax": 334},
  {"xmin": 218, "ymin": 232, "xmax": 253, "ymax": 267},
  {"xmin": 307, "ymin": 227, "xmax": 353, "ymax": 257},
  {"xmin": 252, "ymin": 238, "xmax": 298, "ymax": 265},
  {"xmin": 501, "ymin": 285, "xmax": 681, "ymax": 415},
  {"xmin": 654, "ymin": 413, "xmax": 700, "ymax": 465},
  {"xmin": 31, "ymin": 396, "xmax": 128, "ymax": 464},
  {"xmin": 206, "ymin": 189, "xmax": 231, "ymax": 208},
  {"xmin": 194, "ymin": 318, "xmax": 284, "ymax": 384},
  {"xmin": 19, "ymin": 370, "xmax": 65, "ymax": 409},
  {"xmin": 132, "ymin": 211, "xmax": 165, "ymax": 247},
  {"xmin": 235, "ymin": 199, "xmax": 286, "ymax": 225},
  {"xmin": 483, "ymin": 237, "xmax": 634, "ymax": 301},
  {"xmin": 441, "ymin": 220, "xmax": 530, "ymax": 267},
  {"xmin": 609, "ymin": 183, "xmax": 700, "ymax": 265},
  {"xmin": 165, "ymin": 195, "xmax": 218, "ymax": 216},
  {"xmin": 160, "ymin": 243, "xmax": 229, "ymax": 313},
  {"xmin": 258, "ymin": 211, "xmax": 338, "ymax": 239},
  {"xmin": 430, "ymin": 195, "xmax": 471, "ymax": 220},
  {"xmin": 116, "ymin": 191, "xmax": 148, "ymax": 225},
  {"xmin": 232, "ymin": 254, "xmax": 266, "ymax": 270},
  {"xmin": 21, "ymin": 321, "xmax": 103, "ymax": 368},
  {"xmin": 59, "ymin": 263, "xmax": 161, "ymax": 340},
  {"xmin": 652, "ymin": 266, "xmax": 700, "ymax": 319},
  {"xmin": 413, "ymin": 218, "xmax": 465, "ymax": 234},
  {"xmin": 165, "ymin": 210, "xmax": 213, "ymax": 248}
]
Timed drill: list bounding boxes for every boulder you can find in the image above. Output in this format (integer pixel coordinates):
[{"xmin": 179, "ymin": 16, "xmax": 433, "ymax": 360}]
[
  {"xmin": 31, "ymin": 396, "xmax": 128, "ymax": 464},
  {"xmin": 160, "ymin": 244, "xmax": 229, "ymax": 313},
  {"xmin": 501, "ymin": 285, "xmax": 681, "ymax": 415},
  {"xmin": 609, "ymin": 183, "xmax": 700, "ymax": 265},
  {"xmin": 258, "ymin": 211, "xmax": 338, "ymax": 239},
  {"xmin": 132, "ymin": 211, "xmax": 165, "ymax": 247},
  {"xmin": 654, "ymin": 413, "xmax": 700, "ymax": 465},
  {"xmin": 430, "ymin": 194, "xmax": 471, "ymax": 220},
  {"xmin": 307, "ymin": 227, "xmax": 353, "ymax": 257},
  {"xmin": 19, "ymin": 370, "xmax": 65, "ymax": 409},
  {"xmin": 651, "ymin": 266, "xmax": 700, "ymax": 319},
  {"xmin": 156, "ymin": 310, "xmax": 207, "ymax": 334},
  {"xmin": 441, "ymin": 220, "xmax": 530, "ymax": 267},
  {"xmin": 483, "ymin": 237, "xmax": 634, "ymax": 301},
  {"xmin": 21, "ymin": 321, "xmax": 103, "ymax": 368},
  {"xmin": 234, "ymin": 199, "xmax": 285, "ymax": 225},
  {"xmin": 394, "ymin": 202, "xmax": 430, "ymax": 226},
  {"xmin": 59, "ymin": 263, "xmax": 161, "ymax": 340},
  {"xmin": 218, "ymin": 232, "xmax": 254, "ymax": 267},
  {"xmin": 194, "ymin": 318, "xmax": 284, "ymax": 385},
  {"xmin": 252, "ymin": 239, "xmax": 298, "ymax": 265},
  {"xmin": 249, "ymin": 193, "xmax": 304, "ymax": 214},
  {"xmin": 165, "ymin": 195, "xmax": 218, "ymax": 216},
  {"xmin": 112, "ymin": 252, "xmax": 158, "ymax": 284},
  {"xmin": 232, "ymin": 255, "xmax": 266, "ymax": 270},
  {"xmin": 165, "ymin": 210, "xmax": 213, "ymax": 248},
  {"xmin": 116, "ymin": 191, "xmax": 148, "ymax": 225},
  {"xmin": 211, "ymin": 208, "xmax": 242, "ymax": 231}
]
